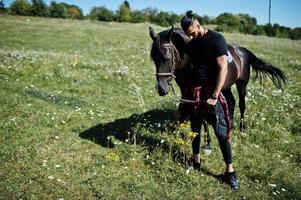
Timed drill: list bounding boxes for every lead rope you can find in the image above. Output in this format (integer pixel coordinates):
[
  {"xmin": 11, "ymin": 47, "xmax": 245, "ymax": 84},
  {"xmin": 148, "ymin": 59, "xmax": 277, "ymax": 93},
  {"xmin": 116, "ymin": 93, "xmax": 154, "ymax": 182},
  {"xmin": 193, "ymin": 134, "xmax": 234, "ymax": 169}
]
[{"xmin": 169, "ymin": 82, "xmax": 206, "ymax": 104}]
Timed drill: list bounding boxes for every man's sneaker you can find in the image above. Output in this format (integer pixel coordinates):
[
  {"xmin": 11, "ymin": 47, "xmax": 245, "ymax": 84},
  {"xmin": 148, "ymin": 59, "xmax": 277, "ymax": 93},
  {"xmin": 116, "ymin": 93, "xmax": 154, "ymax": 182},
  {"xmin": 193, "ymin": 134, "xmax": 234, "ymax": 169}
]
[{"xmin": 225, "ymin": 171, "xmax": 240, "ymax": 191}]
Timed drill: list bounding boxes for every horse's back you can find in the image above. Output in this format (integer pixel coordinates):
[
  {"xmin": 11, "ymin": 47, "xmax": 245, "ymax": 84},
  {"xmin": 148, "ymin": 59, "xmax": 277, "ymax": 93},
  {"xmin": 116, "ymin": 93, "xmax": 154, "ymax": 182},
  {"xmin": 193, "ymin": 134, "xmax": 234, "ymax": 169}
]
[{"xmin": 226, "ymin": 44, "xmax": 251, "ymax": 85}]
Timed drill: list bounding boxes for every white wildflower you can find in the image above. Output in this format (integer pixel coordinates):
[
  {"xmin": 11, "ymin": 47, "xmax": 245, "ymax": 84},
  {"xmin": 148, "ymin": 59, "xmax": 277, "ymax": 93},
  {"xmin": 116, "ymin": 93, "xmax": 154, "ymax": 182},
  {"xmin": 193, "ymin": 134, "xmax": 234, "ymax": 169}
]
[
  {"xmin": 268, "ymin": 183, "xmax": 277, "ymax": 187},
  {"xmin": 48, "ymin": 175, "xmax": 55, "ymax": 180}
]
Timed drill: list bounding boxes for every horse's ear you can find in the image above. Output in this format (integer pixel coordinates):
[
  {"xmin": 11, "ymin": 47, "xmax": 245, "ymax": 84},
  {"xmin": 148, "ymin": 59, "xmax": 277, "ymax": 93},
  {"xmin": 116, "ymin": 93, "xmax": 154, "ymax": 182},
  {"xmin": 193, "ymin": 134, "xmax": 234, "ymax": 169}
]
[
  {"xmin": 167, "ymin": 25, "xmax": 174, "ymax": 41},
  {"xmin": 149, "ymin": 26, "xmax": 158, "ymax": 41}
]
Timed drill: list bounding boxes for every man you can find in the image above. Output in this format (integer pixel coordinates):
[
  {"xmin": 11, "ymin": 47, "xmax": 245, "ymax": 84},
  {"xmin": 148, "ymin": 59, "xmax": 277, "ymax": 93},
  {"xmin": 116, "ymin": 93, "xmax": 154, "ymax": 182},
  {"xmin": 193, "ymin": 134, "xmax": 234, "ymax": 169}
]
[{"xmin": 180, "ymin": 11, "xmax": 239, "ymax": 190}]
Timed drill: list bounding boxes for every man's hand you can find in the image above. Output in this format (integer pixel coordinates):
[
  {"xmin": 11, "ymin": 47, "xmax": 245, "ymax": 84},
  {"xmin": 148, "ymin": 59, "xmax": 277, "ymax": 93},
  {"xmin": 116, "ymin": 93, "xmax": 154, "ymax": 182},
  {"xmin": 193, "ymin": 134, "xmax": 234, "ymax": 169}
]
[{"xmin": 207, "ymin": 98, "xmax": 218, "ymax": 106}]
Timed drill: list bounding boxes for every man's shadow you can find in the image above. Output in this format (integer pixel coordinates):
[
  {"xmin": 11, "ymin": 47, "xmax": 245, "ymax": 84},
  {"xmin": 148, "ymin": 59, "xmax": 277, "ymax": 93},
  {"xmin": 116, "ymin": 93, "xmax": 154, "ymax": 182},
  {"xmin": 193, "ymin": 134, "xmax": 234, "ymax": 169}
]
[{"xmin": 79, "ymin": 108, "xmax": 226, "ymax": 183}]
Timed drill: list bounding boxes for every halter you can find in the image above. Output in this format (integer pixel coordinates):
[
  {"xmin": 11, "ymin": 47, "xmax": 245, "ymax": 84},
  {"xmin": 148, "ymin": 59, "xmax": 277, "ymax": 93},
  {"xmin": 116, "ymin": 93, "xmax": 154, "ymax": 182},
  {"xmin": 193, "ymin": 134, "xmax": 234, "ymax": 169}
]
[
  {"xmin": 154, "ymin": 42, "xmax": 201, "ymax": 104},
  {"xmin": 155, "ymin": 42, "xmax": 178, "ymax": 79}
]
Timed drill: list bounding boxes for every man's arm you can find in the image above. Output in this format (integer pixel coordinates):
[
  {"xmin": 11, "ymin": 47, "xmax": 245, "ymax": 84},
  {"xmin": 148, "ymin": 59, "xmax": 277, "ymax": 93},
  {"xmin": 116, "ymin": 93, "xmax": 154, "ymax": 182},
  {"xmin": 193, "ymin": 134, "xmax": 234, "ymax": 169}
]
[
  {"xmin": 214, "ymin": 55, "xmax": 228, "ymax": 97},
  {"xmin": 207, "ymin": 55, "xmax": 228, "ymax": 105}
]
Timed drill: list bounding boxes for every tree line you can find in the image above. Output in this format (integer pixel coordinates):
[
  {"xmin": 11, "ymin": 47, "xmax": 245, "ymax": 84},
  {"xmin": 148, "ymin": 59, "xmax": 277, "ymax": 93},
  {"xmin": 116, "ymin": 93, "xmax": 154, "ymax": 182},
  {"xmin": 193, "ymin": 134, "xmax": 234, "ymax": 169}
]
[{"xmin": 1, "ymin": 0, "xmax": 300, "ymax": 40}]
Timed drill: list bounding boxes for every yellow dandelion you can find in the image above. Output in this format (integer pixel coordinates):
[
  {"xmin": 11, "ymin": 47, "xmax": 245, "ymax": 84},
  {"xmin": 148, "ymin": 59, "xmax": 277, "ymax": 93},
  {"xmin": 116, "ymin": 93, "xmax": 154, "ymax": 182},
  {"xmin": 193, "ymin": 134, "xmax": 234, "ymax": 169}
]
[
  {"xmin": 175, "ymin": 138, "xmax": 185, "ymax": 146},
  {"xmin": 179, "ymin": 123, "xmax": 186, "ymax": 129},
  {"xmin": 188, "ymin": 131, "xmax": 198, "ymax": 139},
  {"xmin": 184, "ymin": 123, "xmax": 191, "ymax": 129},
  {"xmin": 106, "ymin": 152, "xmax": 119, "ymax": 161}
]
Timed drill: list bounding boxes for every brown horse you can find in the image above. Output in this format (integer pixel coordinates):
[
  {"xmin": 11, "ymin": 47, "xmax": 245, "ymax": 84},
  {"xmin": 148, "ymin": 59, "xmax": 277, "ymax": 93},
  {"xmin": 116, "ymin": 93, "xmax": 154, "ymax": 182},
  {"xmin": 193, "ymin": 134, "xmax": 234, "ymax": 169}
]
[{"xmin": 149, "ymin": 26, "xmax": 287, "ymax": 132}]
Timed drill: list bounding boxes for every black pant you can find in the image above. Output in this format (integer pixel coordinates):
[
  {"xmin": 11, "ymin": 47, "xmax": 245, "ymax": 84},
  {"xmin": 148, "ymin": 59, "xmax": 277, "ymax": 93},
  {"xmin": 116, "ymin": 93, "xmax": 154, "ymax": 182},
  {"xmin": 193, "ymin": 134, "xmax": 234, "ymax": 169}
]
[{"xmin": 190, "ymin": 100, "xmax": 232, "ymax": 164}]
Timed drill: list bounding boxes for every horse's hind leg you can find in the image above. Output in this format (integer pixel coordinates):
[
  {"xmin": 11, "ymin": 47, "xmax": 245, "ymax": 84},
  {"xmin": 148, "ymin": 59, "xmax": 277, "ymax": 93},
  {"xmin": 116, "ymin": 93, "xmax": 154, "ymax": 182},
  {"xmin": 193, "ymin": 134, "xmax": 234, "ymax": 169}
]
[
  {"xmin": 236, "ymin": 81, "xmax": 247, "ymax": 132},
  {"xmin": 222, "ymin": 88, "xmax": 236, "ymax": 128},
  {"xmin": 203, "ymin": 121, "xmax": 212, "ymax": 155}
]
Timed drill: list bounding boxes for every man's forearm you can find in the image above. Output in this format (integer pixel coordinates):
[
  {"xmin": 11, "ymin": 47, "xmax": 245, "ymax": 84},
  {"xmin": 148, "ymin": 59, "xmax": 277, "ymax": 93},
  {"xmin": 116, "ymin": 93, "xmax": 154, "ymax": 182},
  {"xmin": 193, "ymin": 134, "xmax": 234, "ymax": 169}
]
[{"xmin": 213, "ymin": 64, "xmax": 227, "ymax": 97}]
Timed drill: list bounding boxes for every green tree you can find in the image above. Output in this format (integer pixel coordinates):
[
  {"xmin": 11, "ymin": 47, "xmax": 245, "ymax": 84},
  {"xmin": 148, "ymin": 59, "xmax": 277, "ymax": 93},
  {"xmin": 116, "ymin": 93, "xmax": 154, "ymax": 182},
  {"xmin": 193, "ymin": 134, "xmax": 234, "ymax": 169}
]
[
  {"xmin": 142, "ymin": 7, "xmax": 158, "ymax": 23},
  {"xmin": 274, "ymin": 24, "xmax": 290, "ymax": 38},
  {"xmin": 289, "ymin": 28, "xmax": 301, "ymax": 40},
  {"xmin": 263, "ymin": 24, "xmax": 277, "ymax": 37},
  {"xmin": 238, "ymin": 13, "xmax": 257, "ymax": 34},
  {"xmin": 0, "ymin": 0, "xmax": 6, "ymax": 14},
  {"xmin": 216, "ymin": 12, "xmax": 241, "ymax": 32},
  {"xmin": 252, "ymin": 25, "xmax": 266, "ymax": 35},
  {"xmin": 131, "ymin": 10, "xmax": 146, "ymax": 23},
  {"xmin": 31, "ymin": 0, "xmax": 48, "ymax": 17},
  {"xmin": 49, "ymin": 1, "xmax": 68, "ymax": 18},
  {"xmin": 9, "ymin": 0, "xmax": 31, "ymax": 15},
  {"xmin": 192, "ymin": 14, "xmax": 215, "ymax": 25},
  {"xmin": 89, "ymin": 6, "xmax": 115, "ymax": 21},
  {"xmin": 118, "ymin": 0, "xmax": 132, "ymax": 22}
]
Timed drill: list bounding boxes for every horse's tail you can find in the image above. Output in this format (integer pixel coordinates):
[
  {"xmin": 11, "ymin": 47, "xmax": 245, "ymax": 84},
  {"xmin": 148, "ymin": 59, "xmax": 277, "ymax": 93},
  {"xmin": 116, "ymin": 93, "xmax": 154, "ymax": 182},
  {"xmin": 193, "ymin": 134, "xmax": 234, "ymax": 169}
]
[{"xmin": 243, "ymin": 47, "xmax": 287, "ymax": 89}]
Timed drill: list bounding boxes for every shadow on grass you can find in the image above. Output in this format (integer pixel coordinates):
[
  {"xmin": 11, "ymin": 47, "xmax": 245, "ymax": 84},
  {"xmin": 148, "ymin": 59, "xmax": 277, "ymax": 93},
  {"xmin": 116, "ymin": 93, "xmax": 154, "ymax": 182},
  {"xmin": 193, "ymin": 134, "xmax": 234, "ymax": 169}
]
[
  {"xmin": 79, "ymin": 108, "xmax": 224, "ymax": 183},
  {"xmin": 79, "ymin": 109, "xmax": 177, "ymax": 149}
]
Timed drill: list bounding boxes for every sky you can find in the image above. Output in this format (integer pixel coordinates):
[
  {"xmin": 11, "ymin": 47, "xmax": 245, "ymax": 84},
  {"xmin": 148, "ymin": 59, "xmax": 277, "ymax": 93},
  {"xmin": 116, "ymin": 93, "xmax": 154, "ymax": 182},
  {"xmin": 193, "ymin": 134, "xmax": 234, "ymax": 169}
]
[{"xmin": 3, "ymin": 0, "xmax": 301, "ymax": 28}]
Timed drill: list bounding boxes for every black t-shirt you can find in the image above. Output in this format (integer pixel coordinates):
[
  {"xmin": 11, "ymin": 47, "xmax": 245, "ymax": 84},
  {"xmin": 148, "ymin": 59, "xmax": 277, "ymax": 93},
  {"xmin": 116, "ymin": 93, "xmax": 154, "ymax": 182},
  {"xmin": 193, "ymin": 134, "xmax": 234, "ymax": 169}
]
[{"xmin": 187, "ymin": 30, "xmax": 228, "ymax": 86}]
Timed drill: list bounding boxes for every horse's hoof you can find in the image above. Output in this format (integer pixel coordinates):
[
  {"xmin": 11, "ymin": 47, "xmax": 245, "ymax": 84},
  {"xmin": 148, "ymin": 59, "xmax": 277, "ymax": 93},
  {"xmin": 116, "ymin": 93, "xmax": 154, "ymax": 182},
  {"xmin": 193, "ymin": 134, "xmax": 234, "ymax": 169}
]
[
  {"xmin": 240, "ymin": 131, "xmax": 247, "ymax": 137},
  {"xmin": 188, "ymin": 159, "xmax": 201, "ymax": 171},
  {"xmin": 204, "ymin": 145, "xmax": 212, "ymax": 155},
  {"xmin": 204, "ymin": 148, "xmax": 212, "ymax": 155}
]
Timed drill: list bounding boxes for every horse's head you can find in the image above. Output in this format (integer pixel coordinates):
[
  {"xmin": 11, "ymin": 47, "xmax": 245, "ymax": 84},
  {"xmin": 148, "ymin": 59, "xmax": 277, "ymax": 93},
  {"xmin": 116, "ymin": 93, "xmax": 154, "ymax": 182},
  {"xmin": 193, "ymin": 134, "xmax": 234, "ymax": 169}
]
[{"xmin": 149, "ymin": 26, "xmax": 183, "ymax": 96}]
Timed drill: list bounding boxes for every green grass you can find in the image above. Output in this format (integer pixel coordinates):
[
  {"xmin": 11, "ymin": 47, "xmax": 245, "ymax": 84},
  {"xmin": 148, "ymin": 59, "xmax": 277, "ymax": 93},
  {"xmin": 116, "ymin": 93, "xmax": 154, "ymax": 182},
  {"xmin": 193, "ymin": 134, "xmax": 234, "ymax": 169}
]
[{"xmin": 0, "ymin": 15, "xmax": 300, "ymax": 199}]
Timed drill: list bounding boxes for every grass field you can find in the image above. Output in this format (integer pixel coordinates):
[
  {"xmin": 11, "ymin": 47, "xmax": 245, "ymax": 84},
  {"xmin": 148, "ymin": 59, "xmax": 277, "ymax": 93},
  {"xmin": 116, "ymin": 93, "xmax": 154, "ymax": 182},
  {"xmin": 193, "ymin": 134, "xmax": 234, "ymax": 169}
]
[{"xmin": 0, "ymin": 15, "xmax": 300, "ymax": 199}]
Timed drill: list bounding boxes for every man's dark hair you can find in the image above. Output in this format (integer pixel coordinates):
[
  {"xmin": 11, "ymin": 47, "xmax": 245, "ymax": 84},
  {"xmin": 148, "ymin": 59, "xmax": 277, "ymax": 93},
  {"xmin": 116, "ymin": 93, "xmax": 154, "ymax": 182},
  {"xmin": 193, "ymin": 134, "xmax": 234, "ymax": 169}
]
[{"xmin": 181, "ymin": 10, "xmax": 195, "ymax": 32}]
